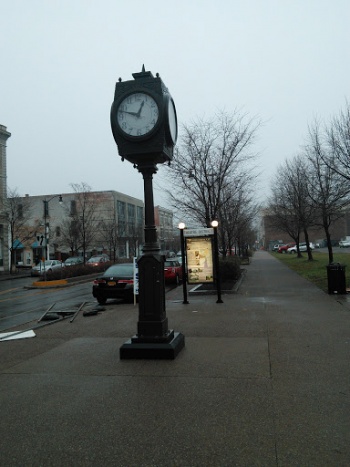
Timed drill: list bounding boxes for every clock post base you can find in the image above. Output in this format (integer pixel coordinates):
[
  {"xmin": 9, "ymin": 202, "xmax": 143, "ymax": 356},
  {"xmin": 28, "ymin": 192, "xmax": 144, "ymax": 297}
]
[{"xmin": 120, "ymin": 331, "xmax": 185, "ymax": 360}]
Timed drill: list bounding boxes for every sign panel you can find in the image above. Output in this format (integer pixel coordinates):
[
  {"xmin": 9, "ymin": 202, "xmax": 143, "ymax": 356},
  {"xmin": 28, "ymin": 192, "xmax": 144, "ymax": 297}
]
[
  {"xmin": 185, "ymin": 236, "xmax": 214, "ymax": 284},
  {"xmin": 133, "ymin": 257, "xmax": 139, "ymax": 295},
  {"xmin": 184, "ymin": 228, "xmax": 214, "ymax": 237}
]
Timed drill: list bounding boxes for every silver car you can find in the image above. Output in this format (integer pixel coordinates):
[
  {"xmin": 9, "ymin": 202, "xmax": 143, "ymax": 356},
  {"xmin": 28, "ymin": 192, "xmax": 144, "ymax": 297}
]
[
  {"xmin": 287, "ymin": 242, "xmax": 315, "ymax": 253},
  {"xmin": 31, "ymin": 260, "xmax": 64, "ymax": 276}
]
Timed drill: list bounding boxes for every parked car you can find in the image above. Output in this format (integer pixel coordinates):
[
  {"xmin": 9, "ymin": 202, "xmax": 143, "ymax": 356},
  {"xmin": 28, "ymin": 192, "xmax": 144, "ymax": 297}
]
[
  {"xmin": 287, "ymin": 242, "xmax": 315, "ymax": 253},
  {"xmin": 31, "ymin": 260, "xmax": 64, "ymax": 277},
  {"xmin": 273, "ymin": 244, "xmax": 281, "ymax": 251},
  {"xmin": 339, "ymin": 237, "xmax": 350, "ymax": 248},
  {"xmin": 87, "ymin": 254, "xmax": 110, "ymax": 267},
  {"xmin": 277, "ymin": 243, "xmax": 295, "ymax": 254},
  {"xmin": 164, "ymin": 259, "xmax": 182, "ymax": 285},
  {"xmin": 92, "ymin": 263, "xmax": 136, "ymax": 304},
  {"xmin": 160, "ymin": 250, "xmax": 176, "ymax": 258},
  {"xmin": 64, "ymin": 256, "xmax": 84, "ymax": 267}
]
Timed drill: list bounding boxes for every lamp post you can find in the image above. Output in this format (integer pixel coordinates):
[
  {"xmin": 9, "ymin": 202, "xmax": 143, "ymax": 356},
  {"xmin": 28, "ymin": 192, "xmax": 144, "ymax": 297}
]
[
  {"xmin": 42, "ymin": 194, "xmax": 63, "ymax": 280},
  {"xmin": 178, "ymin": 222, "xmax": 189, "ymax": 304},
  {"xmin": 211, "ymin": 220, "xmax": 223, "ymax": 304}
]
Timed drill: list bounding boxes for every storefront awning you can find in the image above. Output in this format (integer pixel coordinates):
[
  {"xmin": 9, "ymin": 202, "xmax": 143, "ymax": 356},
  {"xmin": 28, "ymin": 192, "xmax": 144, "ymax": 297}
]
[
  {"xmin": 31, "ymin": 240, "xmax": 46, "ymax": 248},
  {"xmin": 12, "ymin": 240, "xmax": 24, "ymax": 249}
]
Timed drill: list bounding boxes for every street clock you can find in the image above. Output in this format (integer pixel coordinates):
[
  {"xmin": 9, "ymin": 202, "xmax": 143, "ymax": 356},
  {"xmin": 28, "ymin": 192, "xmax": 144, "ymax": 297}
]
[{"xmin": 110, "ymin": 66, "xmax": 177, "ymax": 165}]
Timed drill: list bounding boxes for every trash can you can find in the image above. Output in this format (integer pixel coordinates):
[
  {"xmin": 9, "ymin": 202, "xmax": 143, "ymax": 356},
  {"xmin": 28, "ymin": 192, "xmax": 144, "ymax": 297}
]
[{"xmin": 326, "ymin": 263, "xmax": 346, "ymax": 294}]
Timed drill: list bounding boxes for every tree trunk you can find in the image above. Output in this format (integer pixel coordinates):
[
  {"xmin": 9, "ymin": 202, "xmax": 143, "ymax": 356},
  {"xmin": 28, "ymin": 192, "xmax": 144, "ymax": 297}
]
[
  {"xmin": 304, "ymin": 229, "xmax": 313, "ymax": 260},
  {"xmin": 325, "ymin": 229, "xmax": 334, "ymax": 264}
]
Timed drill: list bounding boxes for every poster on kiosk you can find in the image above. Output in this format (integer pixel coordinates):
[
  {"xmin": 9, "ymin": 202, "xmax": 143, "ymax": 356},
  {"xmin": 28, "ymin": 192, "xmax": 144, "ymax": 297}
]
[{"xmin": 185, "ymin": 232, "xmax": 214, "ymax": 284}]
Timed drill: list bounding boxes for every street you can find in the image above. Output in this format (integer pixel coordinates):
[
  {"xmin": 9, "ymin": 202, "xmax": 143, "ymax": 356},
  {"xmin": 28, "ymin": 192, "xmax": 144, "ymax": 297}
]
[
  {"xmin": 0, "ymin": 275, "xmax": 180, "ymax": 332},
  {"xmin": 0, "ymin": 276, "xmax": 94, "ymax": 331}
]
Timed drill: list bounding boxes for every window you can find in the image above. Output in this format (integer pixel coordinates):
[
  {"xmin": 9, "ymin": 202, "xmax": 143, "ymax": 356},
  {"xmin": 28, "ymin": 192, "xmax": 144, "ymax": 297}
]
[
  {"xmin": 70, "ymin": 200, "xmax": 77, "ymax": 216},
  {"xmin": 137, "ymin": 206, "xmax": 143, "ymax": 227},
  {"xmin": 43, "ymin": 201, "xmax": 49, "ymax": 218},
  {"xmin": 127, "ymin": 204, "xmax": 135, "ymax": 234},
  {"xmin": 117, "ymin": 201, "xmax": 126, "ymax": 219},
  {"xmin": 127, "ymin": 203, "xmax": 135, "ymax": 219},
  {"xmin": 117, "ymin": 201, "xmax": 126, "ymax": 236}
]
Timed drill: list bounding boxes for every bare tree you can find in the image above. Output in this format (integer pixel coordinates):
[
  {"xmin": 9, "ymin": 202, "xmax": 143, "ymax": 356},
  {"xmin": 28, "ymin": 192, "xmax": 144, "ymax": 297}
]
[
  {"xmin": 161, "ymin": 110, "xmax": 260, "ymax": 227},
  {"xmin": 60, "ymin": 217, "xmax": 81, "ymax": 257},
  {"xmin": 324, "ymin": 101, "xmax": 350, "ymax": 181},
  {"xmin": 61, "ymin": 182, "xmax": 99, "ymax": 262},
  {"xmin": 268, "ymin": 156, "xmax": 315, "ymax": 259},
  {"xmin": 305, "ymin": 121, "xmax": 350, "ymax": 263},
  {"xmin": 99, "ymin": 215, "xmax": 119, "ymax": 262},
  {"xmin": 1, "ymin": 188, "xmax": 34, "ymax": 272},
  {"xmin": 219, "ymin": 183, "xmax": 259, "ymax": 256},
  {"xmin": 127, "ymin": 222, "xmax": 144, "ymax": 258},
  {"xmin": 269, "ymin": 170, "xmax": 301, "ymax": 251}
]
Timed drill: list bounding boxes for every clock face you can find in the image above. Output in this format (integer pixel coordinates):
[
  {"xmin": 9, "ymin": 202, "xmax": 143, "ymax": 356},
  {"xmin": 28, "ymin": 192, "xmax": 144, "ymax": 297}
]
[
  {"xmin": 168, "ymin": 98, "xmax": 178, "ymax": 144},
  {"xmin": 116, "ymin": 92, "xmax": 159, "ymax": 137}
]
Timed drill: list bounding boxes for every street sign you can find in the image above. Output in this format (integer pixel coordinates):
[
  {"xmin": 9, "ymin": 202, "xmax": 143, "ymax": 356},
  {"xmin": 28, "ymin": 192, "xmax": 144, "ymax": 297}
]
[{"xmin": 133, "ymin": 257, "xmax": 139, "ymax": 295}]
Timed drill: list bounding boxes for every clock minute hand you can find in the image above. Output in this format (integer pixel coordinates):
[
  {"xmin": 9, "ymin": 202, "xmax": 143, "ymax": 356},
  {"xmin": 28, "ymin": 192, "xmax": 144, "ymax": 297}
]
[{"xmin": 136, "ymin": 101, "xmax": 145, "ymax": 118}]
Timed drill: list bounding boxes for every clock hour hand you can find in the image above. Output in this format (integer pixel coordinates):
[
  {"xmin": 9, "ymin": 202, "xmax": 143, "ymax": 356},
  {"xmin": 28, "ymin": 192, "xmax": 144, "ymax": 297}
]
[{"xmin": 118, "ymin": 110, "xmax": 139, "ymax": 117}]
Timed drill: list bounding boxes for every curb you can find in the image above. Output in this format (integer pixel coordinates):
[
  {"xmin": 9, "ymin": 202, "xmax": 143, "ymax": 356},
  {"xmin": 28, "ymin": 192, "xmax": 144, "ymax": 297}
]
[
  {"xmin": 26, "ymin": 274, "xmax": 97, "ymax": 289},
  {"xmin": 32, "ymin": 279, "xmax": 68, "ymax": 288}
]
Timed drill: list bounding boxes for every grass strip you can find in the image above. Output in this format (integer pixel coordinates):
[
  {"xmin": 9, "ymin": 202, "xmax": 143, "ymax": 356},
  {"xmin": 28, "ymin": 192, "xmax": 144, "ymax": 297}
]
[{"xmin": 271, "ymin": 250, "xmax": 350, "ymax": 292}]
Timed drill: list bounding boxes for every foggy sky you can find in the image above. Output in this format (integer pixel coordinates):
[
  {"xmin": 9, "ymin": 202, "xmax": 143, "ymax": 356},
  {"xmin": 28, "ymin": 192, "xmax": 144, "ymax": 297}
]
[{"xmin": 1, "ymin": 0, "xmax": 349, "ymax": 208}]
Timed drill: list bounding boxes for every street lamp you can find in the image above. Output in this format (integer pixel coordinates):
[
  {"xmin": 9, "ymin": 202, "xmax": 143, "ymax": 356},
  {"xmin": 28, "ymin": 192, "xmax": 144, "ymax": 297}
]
[
  {"xmin": 178, "ymin": 222, "xmax": 189, "ymax": 304},
  {"xmin": 211, "ymin": 220, "xmax": 223, "ymax": 304},
  {"xmin": 42, "ymin": 195, "xmax": 63, "ymax": 280}
]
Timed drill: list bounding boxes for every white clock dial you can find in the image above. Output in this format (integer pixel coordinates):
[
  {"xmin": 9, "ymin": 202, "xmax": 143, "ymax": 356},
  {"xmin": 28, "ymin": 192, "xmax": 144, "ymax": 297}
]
[
  {"xmin": 116, "ymin": 92, "xmax": 159, "ymax": 137},
  {"xmin": 168, "ymin": 98, "xmax": 177, "ymax": 144}
]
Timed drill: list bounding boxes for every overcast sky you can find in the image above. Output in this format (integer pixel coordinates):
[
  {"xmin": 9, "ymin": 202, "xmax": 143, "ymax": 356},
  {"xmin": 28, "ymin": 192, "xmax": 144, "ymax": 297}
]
[{"xmin": 1, "ymin": 0, "xmax": 349, "ymax": 208}]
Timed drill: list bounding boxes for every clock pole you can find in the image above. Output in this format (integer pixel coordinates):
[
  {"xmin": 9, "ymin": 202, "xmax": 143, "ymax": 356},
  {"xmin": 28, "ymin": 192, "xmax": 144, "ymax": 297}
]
[
  {"xmin": 140, "ymin": 163, "xmax": 159, "ymax": 252},
  {"xmin": 111, "ymin": 67, "xmax": 184, "ymax": 359},
  {"xmin": 131, "ymin": 162, "xmax": 172, "ymax": 340}
]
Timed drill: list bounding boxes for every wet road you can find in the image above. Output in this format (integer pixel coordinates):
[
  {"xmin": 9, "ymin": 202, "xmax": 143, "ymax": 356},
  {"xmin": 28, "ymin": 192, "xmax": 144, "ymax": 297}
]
[{"xmin": 0, "ymin": 276, "xmax": 94, "ymax": 331}]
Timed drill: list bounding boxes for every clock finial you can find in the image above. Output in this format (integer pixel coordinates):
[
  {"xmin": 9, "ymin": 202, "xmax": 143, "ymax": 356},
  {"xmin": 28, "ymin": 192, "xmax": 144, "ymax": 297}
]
[{"xmin": 132, "ymin": 66, "xmax": 153, "ymax": 80}]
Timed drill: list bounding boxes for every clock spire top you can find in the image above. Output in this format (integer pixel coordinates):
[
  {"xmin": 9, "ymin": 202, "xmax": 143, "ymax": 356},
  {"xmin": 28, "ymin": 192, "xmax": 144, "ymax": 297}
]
[{"xmin": 132, "ymin": 65, "xmax": 154, "ymax": 80}]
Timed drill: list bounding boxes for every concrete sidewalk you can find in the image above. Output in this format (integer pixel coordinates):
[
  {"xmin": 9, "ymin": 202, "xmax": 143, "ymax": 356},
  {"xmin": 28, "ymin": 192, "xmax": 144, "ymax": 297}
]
[{"xmin": 0, "ymin": 250, "xmax": 349, "ymax": 466}]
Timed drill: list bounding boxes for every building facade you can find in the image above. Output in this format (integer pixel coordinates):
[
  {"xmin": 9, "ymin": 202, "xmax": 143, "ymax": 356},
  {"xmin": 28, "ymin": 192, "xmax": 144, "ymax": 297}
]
[
  {"xmin": 0, "ymin": 125, "xmax": 11, "ymax": 272},
  {"xmin": 15, "ymin": 190, "xmax": 145, "ymax": 265},
  {"xmin": 154, "ymin": 205, "xmax": 176, "ymax": 253}
]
